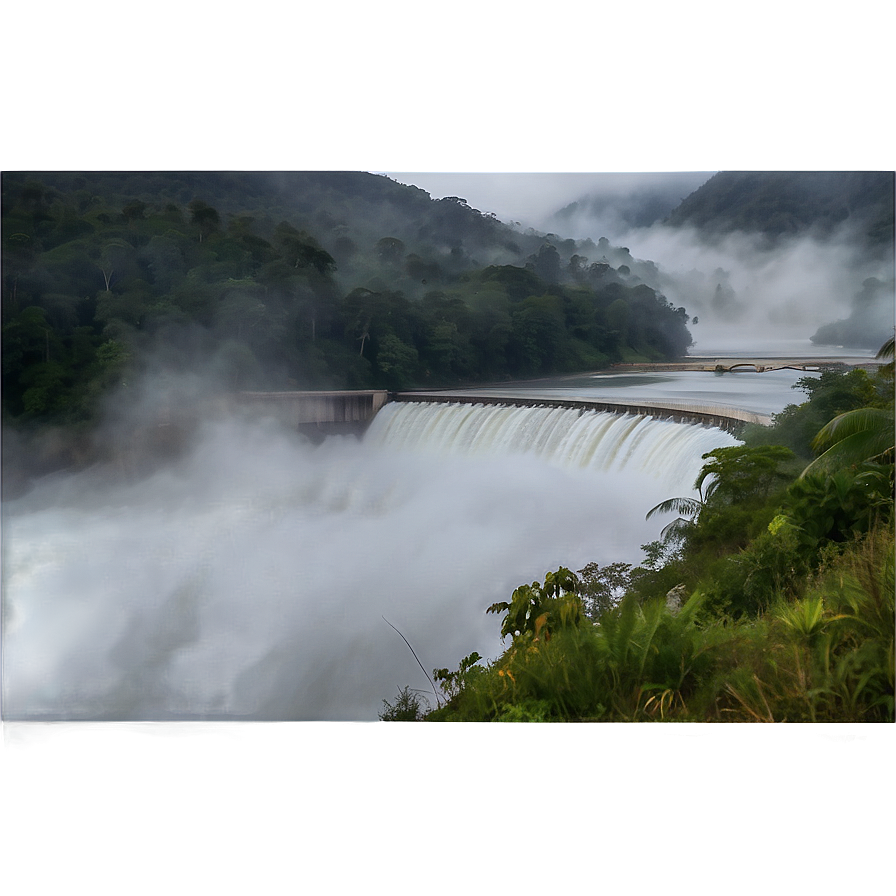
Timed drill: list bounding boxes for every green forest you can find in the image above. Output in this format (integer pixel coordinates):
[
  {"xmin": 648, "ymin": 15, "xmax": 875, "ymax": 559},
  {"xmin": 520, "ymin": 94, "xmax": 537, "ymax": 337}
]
[
  {"xmin": 1, "ymin": 172, "xmax": 692, "ymax": 433},
  {"xmin": 382, "ymin": 349, "xmax": 895, "ymax": 722}
]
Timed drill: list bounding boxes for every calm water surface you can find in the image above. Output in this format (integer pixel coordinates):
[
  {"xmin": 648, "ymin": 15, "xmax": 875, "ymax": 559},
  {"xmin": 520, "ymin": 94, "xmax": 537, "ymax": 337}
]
[{"xmin": 457, "ymin": 344, "xmax": 879, "ymax": 417}]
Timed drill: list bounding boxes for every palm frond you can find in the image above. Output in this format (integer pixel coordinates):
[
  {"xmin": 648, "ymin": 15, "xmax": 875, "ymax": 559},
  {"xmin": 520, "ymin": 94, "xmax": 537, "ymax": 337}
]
[
  {"xmin": 645, "ymin": 496, "xmax": 703, "ymax": 520},
  {"xmin": 660, "ymin": 517, "xmax": 694, "ymax": 539},
  {"xmin": 802, "ymin": 428, "xmax": 895, "ymax": 478},
  {"xmin": 803, "ymin": 407, "xmax": 894, "ymax": 478},
  {"xmin": 811, "ymin": 407, "xmax": 893, "ymax": 453}
]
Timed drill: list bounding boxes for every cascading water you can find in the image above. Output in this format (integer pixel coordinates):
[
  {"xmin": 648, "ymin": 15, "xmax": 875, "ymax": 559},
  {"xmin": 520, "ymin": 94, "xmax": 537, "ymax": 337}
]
[
  {"xmin": 365, "ymin": 402, "xmax": 737, "ymax": 484},
  {"xmin": 2, "ymin": 402, "xmax": 738, "ymax": 721}
]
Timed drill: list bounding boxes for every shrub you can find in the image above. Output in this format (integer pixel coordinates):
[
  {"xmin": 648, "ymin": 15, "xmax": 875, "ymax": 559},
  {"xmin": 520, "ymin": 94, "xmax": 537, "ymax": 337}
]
[{"xmin": 379, "ymin": 686, "xmax": 430, "ymax": 721}]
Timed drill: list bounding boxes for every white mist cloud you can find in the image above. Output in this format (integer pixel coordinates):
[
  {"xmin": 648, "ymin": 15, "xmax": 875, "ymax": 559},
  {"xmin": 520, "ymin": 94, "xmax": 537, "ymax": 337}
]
[
  {"xmin": 567, "ymin": 219, "xmax": 893, "ymax": 354},
  {"xmin": 3, "ymin": 396, "xmax": 736, "ymax": 721}
]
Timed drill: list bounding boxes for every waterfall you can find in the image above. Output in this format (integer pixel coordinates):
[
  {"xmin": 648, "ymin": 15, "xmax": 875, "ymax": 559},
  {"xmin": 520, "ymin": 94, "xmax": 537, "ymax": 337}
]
[
  {"xmin": 365, "ymin": 401, "xmax": 739, "ymax": 492},
  {"xmin": 2, "ymin": 403, "xmax": 738, "ymax": 721}
]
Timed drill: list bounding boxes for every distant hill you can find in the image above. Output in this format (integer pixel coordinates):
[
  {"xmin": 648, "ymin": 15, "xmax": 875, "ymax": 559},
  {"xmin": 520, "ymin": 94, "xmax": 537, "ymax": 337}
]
[{"xmin": 665, "ymin": 171, "xmax": 895, "ymax": 248}]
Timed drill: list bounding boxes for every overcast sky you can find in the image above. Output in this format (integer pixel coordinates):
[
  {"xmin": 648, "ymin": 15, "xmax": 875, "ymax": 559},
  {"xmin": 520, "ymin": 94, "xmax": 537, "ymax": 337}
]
[{"xmin": 379, "ymin": 172, "xmax": 715, "ymax": 231}]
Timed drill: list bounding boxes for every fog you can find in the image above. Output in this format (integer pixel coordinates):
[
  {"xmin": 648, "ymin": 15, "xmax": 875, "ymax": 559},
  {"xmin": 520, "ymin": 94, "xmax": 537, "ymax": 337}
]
[
  {"xmin": 535, "ymin": 176, "xmax": 894, "ymax": 354},
  {"xmin": 2, "ymin": 376, "xmax": 737, "ymax": 721},
  {"xmin": 605, "ymin": 221, "xmax": 894, "ymax": 353}
]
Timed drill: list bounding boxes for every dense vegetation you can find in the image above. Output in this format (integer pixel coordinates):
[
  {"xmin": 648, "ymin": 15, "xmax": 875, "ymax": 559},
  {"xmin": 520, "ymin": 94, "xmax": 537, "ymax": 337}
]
[
  {"xmin": 2, "ymin": 172, "xmax": 692, "ymax": 433},
  {"xmin": 382, "ymin": 348, "xmax": 895, "ymax": 722}
]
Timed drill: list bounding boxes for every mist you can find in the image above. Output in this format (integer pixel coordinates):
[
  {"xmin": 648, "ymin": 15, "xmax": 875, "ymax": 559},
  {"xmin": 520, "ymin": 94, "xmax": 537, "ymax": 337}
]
[
  {"xmin": 386, "ymin": 172, "xmax": 713, "ymax": 234},
  {"xmin": 640, "ymin": 224, "xmax": 891, "ymax": 353},
  {"xmin": 2, "ymin": 369, "xmax": 737, "ymax": 721},
  {"xmin": 560, "ymin": 217, "xmax": 893, "ymax": 354}
]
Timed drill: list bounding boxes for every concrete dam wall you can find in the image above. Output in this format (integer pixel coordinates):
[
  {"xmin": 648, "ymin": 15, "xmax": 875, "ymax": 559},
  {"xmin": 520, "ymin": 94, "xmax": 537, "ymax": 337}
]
[
  {"xmin": 233, "ymin": 390, "xmax": 390, "ymax": 440},
  {"xmin": 233, "ymin": 389, "xmax": 769, "ymax": 437}
]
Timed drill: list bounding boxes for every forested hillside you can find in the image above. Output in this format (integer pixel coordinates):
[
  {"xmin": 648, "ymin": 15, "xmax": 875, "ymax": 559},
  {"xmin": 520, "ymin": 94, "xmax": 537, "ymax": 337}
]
[
  {"xmin": 1, "ymin": 172, "xmax": 693, "ymax": 429},
  {"xmin": 665, "ymin": 171, "xmax": 895, "ymax": 248}
]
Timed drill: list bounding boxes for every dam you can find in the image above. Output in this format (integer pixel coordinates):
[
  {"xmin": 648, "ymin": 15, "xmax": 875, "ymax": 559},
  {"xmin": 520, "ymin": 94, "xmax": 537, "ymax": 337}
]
[{"xmin": 233, "ymin": 388, "xmax": 771, "ymax": 436}]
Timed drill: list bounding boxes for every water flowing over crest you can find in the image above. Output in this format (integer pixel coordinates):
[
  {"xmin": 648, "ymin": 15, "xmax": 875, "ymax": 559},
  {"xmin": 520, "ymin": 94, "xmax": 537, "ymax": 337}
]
[
  {"xmin": 366, "ymin": 402, "xmax": 738, "ymax": 486},
  {"xmin": 2, "ymin": 403, "xmax": 737, "ymax": 721}
]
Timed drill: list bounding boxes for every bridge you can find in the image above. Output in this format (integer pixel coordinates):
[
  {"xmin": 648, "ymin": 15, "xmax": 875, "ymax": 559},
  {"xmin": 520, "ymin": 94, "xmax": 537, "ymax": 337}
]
[{"xmin": 611, "ymin": 355, "xmax": 878, "ymax": 374}]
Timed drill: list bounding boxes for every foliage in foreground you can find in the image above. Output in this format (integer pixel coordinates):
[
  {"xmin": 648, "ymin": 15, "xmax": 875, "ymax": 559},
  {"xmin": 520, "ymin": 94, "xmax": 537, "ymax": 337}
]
[
  {"xmin": 382, "ymin": 363, "xmax": 895, "ymax": 723},
  {"xmin": 409, "ymin": 527, "xmax": 893, "ymax": 722}
]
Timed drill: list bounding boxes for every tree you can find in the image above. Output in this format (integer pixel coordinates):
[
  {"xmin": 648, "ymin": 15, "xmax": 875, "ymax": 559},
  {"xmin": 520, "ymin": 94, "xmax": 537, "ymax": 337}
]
[
  {"xmin": 695, "ymin": 445, "xmax": 797, "ymax": 505},
  {"xmin": 121, "ymin": 199, "xmax": 147, "ymax": 222},
  {"xmin": 802, "ymin": 408, "xmax": 894, "ymax": 476},
  {"xmin": 526, "ymin": 244, "xmax": 561, "ymax": 283},
  {"xmin": 646, "ymin": 494, "xmax": 705, "ymax": 541},
  {"xmin": 376, "ymin": 333, "xmax": 418, "ymax": 389},
  {"xmin": 487, "ymin": 567, "xmax": 583, "ymax": 642},
  {"xmin": 374, "ymin": 236, "xmax": 405, "ymax": 266},
  {"xmin": 577, "ymin": 561, "xmax": 633, "ymax": 621},
  {"xmin": 379, "ymin": 685, "xmax": 429, "ymax": 721},
  {"xmin": 274, "ymin": 222, "xmax": 335, "ymax": 275},
  {"xmin": 97, "ymin": 238, "xmax": 137, "ymax": 292},
  {"xmin": 188, "ymin": 199, "xmax": 220, "ymax": 242}
]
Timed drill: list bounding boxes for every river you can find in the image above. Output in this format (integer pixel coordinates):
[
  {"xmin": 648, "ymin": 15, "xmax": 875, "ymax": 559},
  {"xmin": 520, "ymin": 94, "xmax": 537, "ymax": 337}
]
[{"xmin": 0, "ymin": 346, "xmax": 880, "ymax": 721}]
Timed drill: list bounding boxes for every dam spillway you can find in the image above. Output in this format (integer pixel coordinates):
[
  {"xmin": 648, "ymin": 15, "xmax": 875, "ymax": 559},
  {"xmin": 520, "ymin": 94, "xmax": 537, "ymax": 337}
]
[
  {"xmin": 231, "ymin": 388, "xmax": 770, "ymax": 438},
  {"xmin": 391, "ymin": 391, "xmax": 771, "ymax": 434},
  {"xmin": 365, "ymin": 400, "xmax": 740, "ymax": 487}
]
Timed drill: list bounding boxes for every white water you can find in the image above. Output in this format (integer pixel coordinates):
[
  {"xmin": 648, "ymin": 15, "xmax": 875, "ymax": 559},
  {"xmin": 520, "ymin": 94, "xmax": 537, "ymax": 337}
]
[
  {"xmin": 2, "ymin": 403, "xmax": 737, "ymax": 721},
  {"xmin": 365, "ymin": 402, "xmax": 736, "ymax": 485}
]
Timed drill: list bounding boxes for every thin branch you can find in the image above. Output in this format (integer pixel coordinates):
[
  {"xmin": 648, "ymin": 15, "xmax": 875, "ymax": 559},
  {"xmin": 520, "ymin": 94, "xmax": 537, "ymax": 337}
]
[{"xmin": 382, "ymin": 616, "xmax": 440, "ymax": 706}]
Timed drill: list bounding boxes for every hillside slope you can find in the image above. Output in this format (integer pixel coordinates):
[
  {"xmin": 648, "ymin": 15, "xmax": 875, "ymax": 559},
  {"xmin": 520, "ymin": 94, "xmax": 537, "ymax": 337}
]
[{"xmin": 665, "ymin": 171, "xmax": 894, "ymax": 249}]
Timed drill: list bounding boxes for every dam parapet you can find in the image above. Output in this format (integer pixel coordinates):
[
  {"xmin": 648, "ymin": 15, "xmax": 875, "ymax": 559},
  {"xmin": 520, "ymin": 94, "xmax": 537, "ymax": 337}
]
[{"xmin": 230, "ymin": 389, "xmax": 769, "ymax": 438}]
